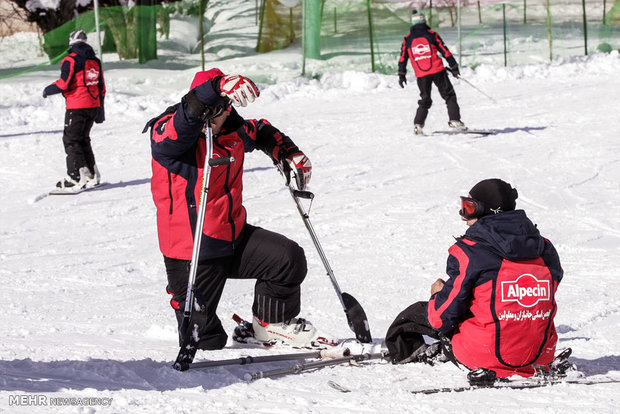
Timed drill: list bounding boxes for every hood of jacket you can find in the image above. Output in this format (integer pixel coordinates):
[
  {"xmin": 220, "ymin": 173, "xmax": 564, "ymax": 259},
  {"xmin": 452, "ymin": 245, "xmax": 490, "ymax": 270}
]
[
  {"xmin": 463, "ymin": 210, "xmax": 545, "ymax": 261},
  {"xmin": 69, "ymin": 42, "xmax": 97, "ymax": 59},
  {"xmin": 410, "ymin": 23, "xmax": 431, "ymax": 34}
]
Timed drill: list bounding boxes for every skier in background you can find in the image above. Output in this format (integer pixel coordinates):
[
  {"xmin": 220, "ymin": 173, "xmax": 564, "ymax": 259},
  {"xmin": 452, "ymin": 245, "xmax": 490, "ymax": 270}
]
[
  {"xmin": 385, "ymin": 179, "xmax": 563, "ymax": 378},
  {"xmin": 144, "ymin": 68, "xmax": 321, "ymax": 352},
  {"xmin": 43, "ymin": 30, "xmax": 105, "ymax": 191},
  {"xmin": 398, "ymin": 10, "xmax": 465, "ymax": 135}
]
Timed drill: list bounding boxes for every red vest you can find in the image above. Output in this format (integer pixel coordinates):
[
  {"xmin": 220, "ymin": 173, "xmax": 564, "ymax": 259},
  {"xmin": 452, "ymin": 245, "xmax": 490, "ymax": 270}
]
[
  {"xmin": 54, "ymin": 53, "xmax": 103, "ymax": 109},
  {"xmin": 398, "ymin": 26, "xmax": 456, "ymax": 78},
  {"xmin": 407, "ymin": 37, "xmax": 446, "ymax": 77},
  {"xmin": 451, "ymin": 250, "xmax": 558, "ymax": 376},
  {"xmin": 428, "ymin": 237, "xmax": 560, "ymax": 377}
]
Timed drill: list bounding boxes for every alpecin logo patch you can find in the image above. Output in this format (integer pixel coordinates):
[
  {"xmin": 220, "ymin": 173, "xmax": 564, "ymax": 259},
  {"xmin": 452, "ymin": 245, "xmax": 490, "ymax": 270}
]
[{"xmin": 501, "ymin": 273, "xmax": 550, "ymax": 308}]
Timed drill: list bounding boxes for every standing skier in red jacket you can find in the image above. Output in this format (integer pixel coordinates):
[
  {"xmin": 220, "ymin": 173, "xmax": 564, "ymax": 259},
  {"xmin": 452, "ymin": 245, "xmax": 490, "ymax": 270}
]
[
  {"xmin": 144, "ymin": 68, "xmax": 320, "ymax": 352},
  {"xmin": 398, "ymin": 10, "xmax": 465, "ymax": 135},
  {"xmin": 385, "ymin": 179, "xmax": 563, "ymax": 378},
  {"xmin": 43, "ymin": 30, "xmax": 105, "ymax": 191}
]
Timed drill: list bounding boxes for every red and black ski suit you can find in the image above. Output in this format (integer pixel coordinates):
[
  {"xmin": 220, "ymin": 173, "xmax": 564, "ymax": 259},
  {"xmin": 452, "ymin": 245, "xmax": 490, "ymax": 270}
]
[
  {"xmin": 44, "ymin": 42, "xmax": 105, "ymax": 109},
  {"xmin": 398, "ymin": 23, "xmax": 461, "ymax": 125},
  {"xmin": 428, "ymin": 210, "xmax": 563, "ymax": 377},
  {"xmin": 146, "ymin": 78, "xmax": 309, "ymax": 350},
  {"xmin": 385, "ymin": 210, "xmax": 562, "ymax": 377},
  {"xmin": 44, "ymin": 42, "xmax": 105, "ymax": 180}
]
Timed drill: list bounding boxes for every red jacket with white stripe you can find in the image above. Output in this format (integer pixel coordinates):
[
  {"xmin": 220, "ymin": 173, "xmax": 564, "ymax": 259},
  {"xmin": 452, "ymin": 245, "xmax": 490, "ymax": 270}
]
[
  {"xmin": 147, "ymin": 87, "xmax": 303, "ymax": 261},
  {"xmin": 427, "ymin": 210, "xmax": 563, "ymax": 377},
  {"xmin": 398, "ymin": 23, "xmax": 457, "ymax": 78}
]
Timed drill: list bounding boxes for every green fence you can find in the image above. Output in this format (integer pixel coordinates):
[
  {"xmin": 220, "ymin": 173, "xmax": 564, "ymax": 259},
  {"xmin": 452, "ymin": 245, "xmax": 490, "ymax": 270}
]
[
  {"xmin": 2, "ymin": 0, "xmax": 619, "ymax": 80},
  {"xmin": 317, "ymin": 0, "xmax": 620, "ymax": 73}
]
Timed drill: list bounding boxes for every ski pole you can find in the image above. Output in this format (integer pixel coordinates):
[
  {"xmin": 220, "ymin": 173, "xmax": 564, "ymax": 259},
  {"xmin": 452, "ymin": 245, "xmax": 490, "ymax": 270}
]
[
  {"xmin": 189, "ymin": 348, "xmax": 350, "ymax": 370},
  {"xmin": 458, "ymin": 76, "xmax": 497, "ymax": 104},
  {"xmin": 173, "ymin": 126, "xmax": 234, "ymax": 371},
  {"xmin": 244, "ymin": 352, "xmax": 387, "ymax": 381},
  {"xmin": 276, "ymin": 164, "xmax": 372, "ymax": 343}
]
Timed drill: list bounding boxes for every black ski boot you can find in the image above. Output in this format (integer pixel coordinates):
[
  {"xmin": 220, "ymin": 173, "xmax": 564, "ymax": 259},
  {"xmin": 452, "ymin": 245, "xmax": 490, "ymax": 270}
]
[
  {"xmin": 467, "ymin": 368, "xmax": 498, "ymax": 387},
  {"xmin": 232, "ymin": 314, "xmax": 255, "ymax": 343},
  {"xmin": 549, "ymin": 348, "xmax": 576, "ymax": 377}
]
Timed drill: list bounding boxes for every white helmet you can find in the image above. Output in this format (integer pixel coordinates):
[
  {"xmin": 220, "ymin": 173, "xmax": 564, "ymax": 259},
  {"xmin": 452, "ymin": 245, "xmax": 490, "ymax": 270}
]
[
  {"xmin": 69, "ymin": 30, "xmax": 87, "ymax": 46},
  {"xmin": 411, "ymin": 10, "xmax": 426, "ymax": 25}
]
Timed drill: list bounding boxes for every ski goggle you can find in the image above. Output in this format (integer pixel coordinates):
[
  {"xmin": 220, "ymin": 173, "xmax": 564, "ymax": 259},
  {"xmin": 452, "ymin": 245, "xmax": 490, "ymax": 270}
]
[{"xmin": 459, "ymin": 196, "xmax": 485, "ymax": 219}]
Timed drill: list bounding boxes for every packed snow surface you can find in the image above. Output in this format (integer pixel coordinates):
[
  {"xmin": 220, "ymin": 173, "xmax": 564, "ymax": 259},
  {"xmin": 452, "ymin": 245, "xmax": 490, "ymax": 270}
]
[{"xmin": 1, "ymin": 2, "xmax": 619, "ymax": 412}]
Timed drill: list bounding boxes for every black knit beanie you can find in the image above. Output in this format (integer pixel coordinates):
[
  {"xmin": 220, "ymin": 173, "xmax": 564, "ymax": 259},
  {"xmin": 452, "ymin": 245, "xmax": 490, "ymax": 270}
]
[{"xmin": 469, "ymin": 178, "xmax": 518, "ymax": 216}]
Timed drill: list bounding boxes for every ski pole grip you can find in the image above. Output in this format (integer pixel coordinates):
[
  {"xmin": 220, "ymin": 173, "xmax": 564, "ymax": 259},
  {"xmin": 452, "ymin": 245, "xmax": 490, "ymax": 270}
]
[
  {"xmin": 208, "ymin": 156, "xmax": 234, "ymax": 166},
  {"xmin": 293, "ymin": 189, "xmax": 314, "ymax": 200}
]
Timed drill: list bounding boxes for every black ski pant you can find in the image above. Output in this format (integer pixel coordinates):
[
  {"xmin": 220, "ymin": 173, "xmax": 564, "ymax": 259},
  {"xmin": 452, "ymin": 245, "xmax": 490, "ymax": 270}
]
[
  {"xmin": 62, "ymin": 108, "xmax": 97, "ymax": 180},
  {"xmin": 414, "ymin": 70, "xmax": 461, "ymax": 126},
  {"xmin": 164, "ymin": 224, "xmax": 307, "ymax": 350},
  {"xmin": 385, "ymin": 301, "xmax": 459, "ymax": 366}
]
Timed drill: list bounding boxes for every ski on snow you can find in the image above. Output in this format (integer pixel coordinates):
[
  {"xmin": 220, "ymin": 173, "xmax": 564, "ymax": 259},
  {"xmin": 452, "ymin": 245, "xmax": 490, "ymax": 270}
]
[
  {"xmin": 325, "ymin": 348, "xmax": 618, "ymax": 394},
  {"xmin": 409, "ymin": 348, "xmax": 618, "ymax": 394},
  {"xmin": 244, "ymin": 351, "xmax": 386, "ymax": 381},
  {"xmin": 185, "ymin": 314, "xmax": 388, "ymax": 379},
  {"xmin": 326, "ymin": 374, "xmax": 619, "ymax": 395},
  {"xmin": 49, "ymin": 181, "xmax": 109, "ymax": 195},
  {"xmin": 409, "ymin": 376, "xmax": 620, "ymax": 394},
  {"xmin": 432, "ymin": 129, "xmax": 496, "ymax": 136}
]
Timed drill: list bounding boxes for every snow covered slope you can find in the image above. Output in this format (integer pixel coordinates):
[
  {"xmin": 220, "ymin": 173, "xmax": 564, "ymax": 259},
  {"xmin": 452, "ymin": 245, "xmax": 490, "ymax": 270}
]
[{"xmin": 1, "ymin": 2, "xmax": 619, "ymax": 412}]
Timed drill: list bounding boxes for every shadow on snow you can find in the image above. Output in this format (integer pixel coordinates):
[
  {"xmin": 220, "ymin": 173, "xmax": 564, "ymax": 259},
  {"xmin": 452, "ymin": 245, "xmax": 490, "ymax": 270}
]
[
  {"xmin": 0, "ymin": 130, "xmax": 63, "ymax": 139},
  {"xmin": 0, "ymin": 357, "xmax": 248, "ymax": 392}
]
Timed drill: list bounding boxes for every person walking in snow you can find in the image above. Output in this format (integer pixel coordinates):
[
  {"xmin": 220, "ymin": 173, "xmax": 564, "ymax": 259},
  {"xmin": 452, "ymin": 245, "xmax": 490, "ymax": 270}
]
[
  {"xmin": 385, "ymin": 179, "xmax": 563, "ymax": 378},
  {"xmin": 144, "ymin": 68, "xmax": 319, "ymax": 351},
  {"xmin": 398, "ymin": 10, "xmax": 465, "ymax": 135},
  {"xmin": 43, "ymin": 30, "xmax": 105, "ymax": 191}
]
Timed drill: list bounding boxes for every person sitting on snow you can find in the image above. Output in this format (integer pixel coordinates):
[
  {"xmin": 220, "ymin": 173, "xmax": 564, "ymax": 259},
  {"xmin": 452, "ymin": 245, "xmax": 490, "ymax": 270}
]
[
  {"xmin": 143, "ymin": 68, "xmax": 319, "ymax": 352},
  {"xmin": 385, "ymin": 178, "xmax": 563, "ymax": 378}
]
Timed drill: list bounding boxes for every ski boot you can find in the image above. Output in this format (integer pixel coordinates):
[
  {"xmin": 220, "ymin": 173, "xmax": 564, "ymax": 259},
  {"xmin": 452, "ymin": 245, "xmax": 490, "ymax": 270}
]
[
  {"xmin": 549, "ymin": 348, "xmax": 576, "ymax": 377},
  {"xmin": 467, "ymin": 368, "xmax": 498, "ymax": 387},
  {"xmin": 252, "ymin": 315, "xmax": 319, "ymax": 347},
  {"xmin": 232, "ymin": 314, "xmax": 255, "ymax": 343},
  {"xmin": 448, "ymin": 120, "xmax": 468, "ymax": 131}
]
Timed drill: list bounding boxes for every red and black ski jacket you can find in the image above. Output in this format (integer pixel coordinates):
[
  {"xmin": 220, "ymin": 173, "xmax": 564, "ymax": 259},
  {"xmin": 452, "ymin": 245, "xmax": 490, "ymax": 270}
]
[
  {"xmin": 427, "ymin": 210, "xmax": 563, "ymax": 377},
  {"xmin": 147, "ymin": 85, "xmax": 303, "ymax": 261},
  {"xmin": 398, "ymin": 23, "xmax": 457, "ymax": 78},
  {"xmin": 44, "ymin": 43, "xmax": 105, "ymax": 109}
]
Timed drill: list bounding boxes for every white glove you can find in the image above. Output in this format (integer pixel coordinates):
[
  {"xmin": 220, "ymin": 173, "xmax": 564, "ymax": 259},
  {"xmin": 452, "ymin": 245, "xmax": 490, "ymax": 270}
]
[
  {"xmin": 219, "ymin": 75, "xmax": 259, "ymax": 107},
  {"xmin": 281, "ymin": 152, "xmax": 312, "ymax": 191}
]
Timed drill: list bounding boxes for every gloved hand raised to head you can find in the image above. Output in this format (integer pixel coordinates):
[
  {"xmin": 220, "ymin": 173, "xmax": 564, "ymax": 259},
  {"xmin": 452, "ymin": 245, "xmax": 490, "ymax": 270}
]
[
  {"xmin": 398, "ymin": 73, "xmax": 407, "ymax": 88},
  {"xmin": 280, "ymin": 151, "xmax": 312, "ymax": 191},
  {"xmin": 187, "ymin": 73, "xmax": 259, "ymax": 121},
  {"xmin": 448, "ymin": 65, "xmax": 460, "ymax": 78},
  {"xmin": 218, "ymin": 75, "xmax": 260, "ymax": 107}
]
